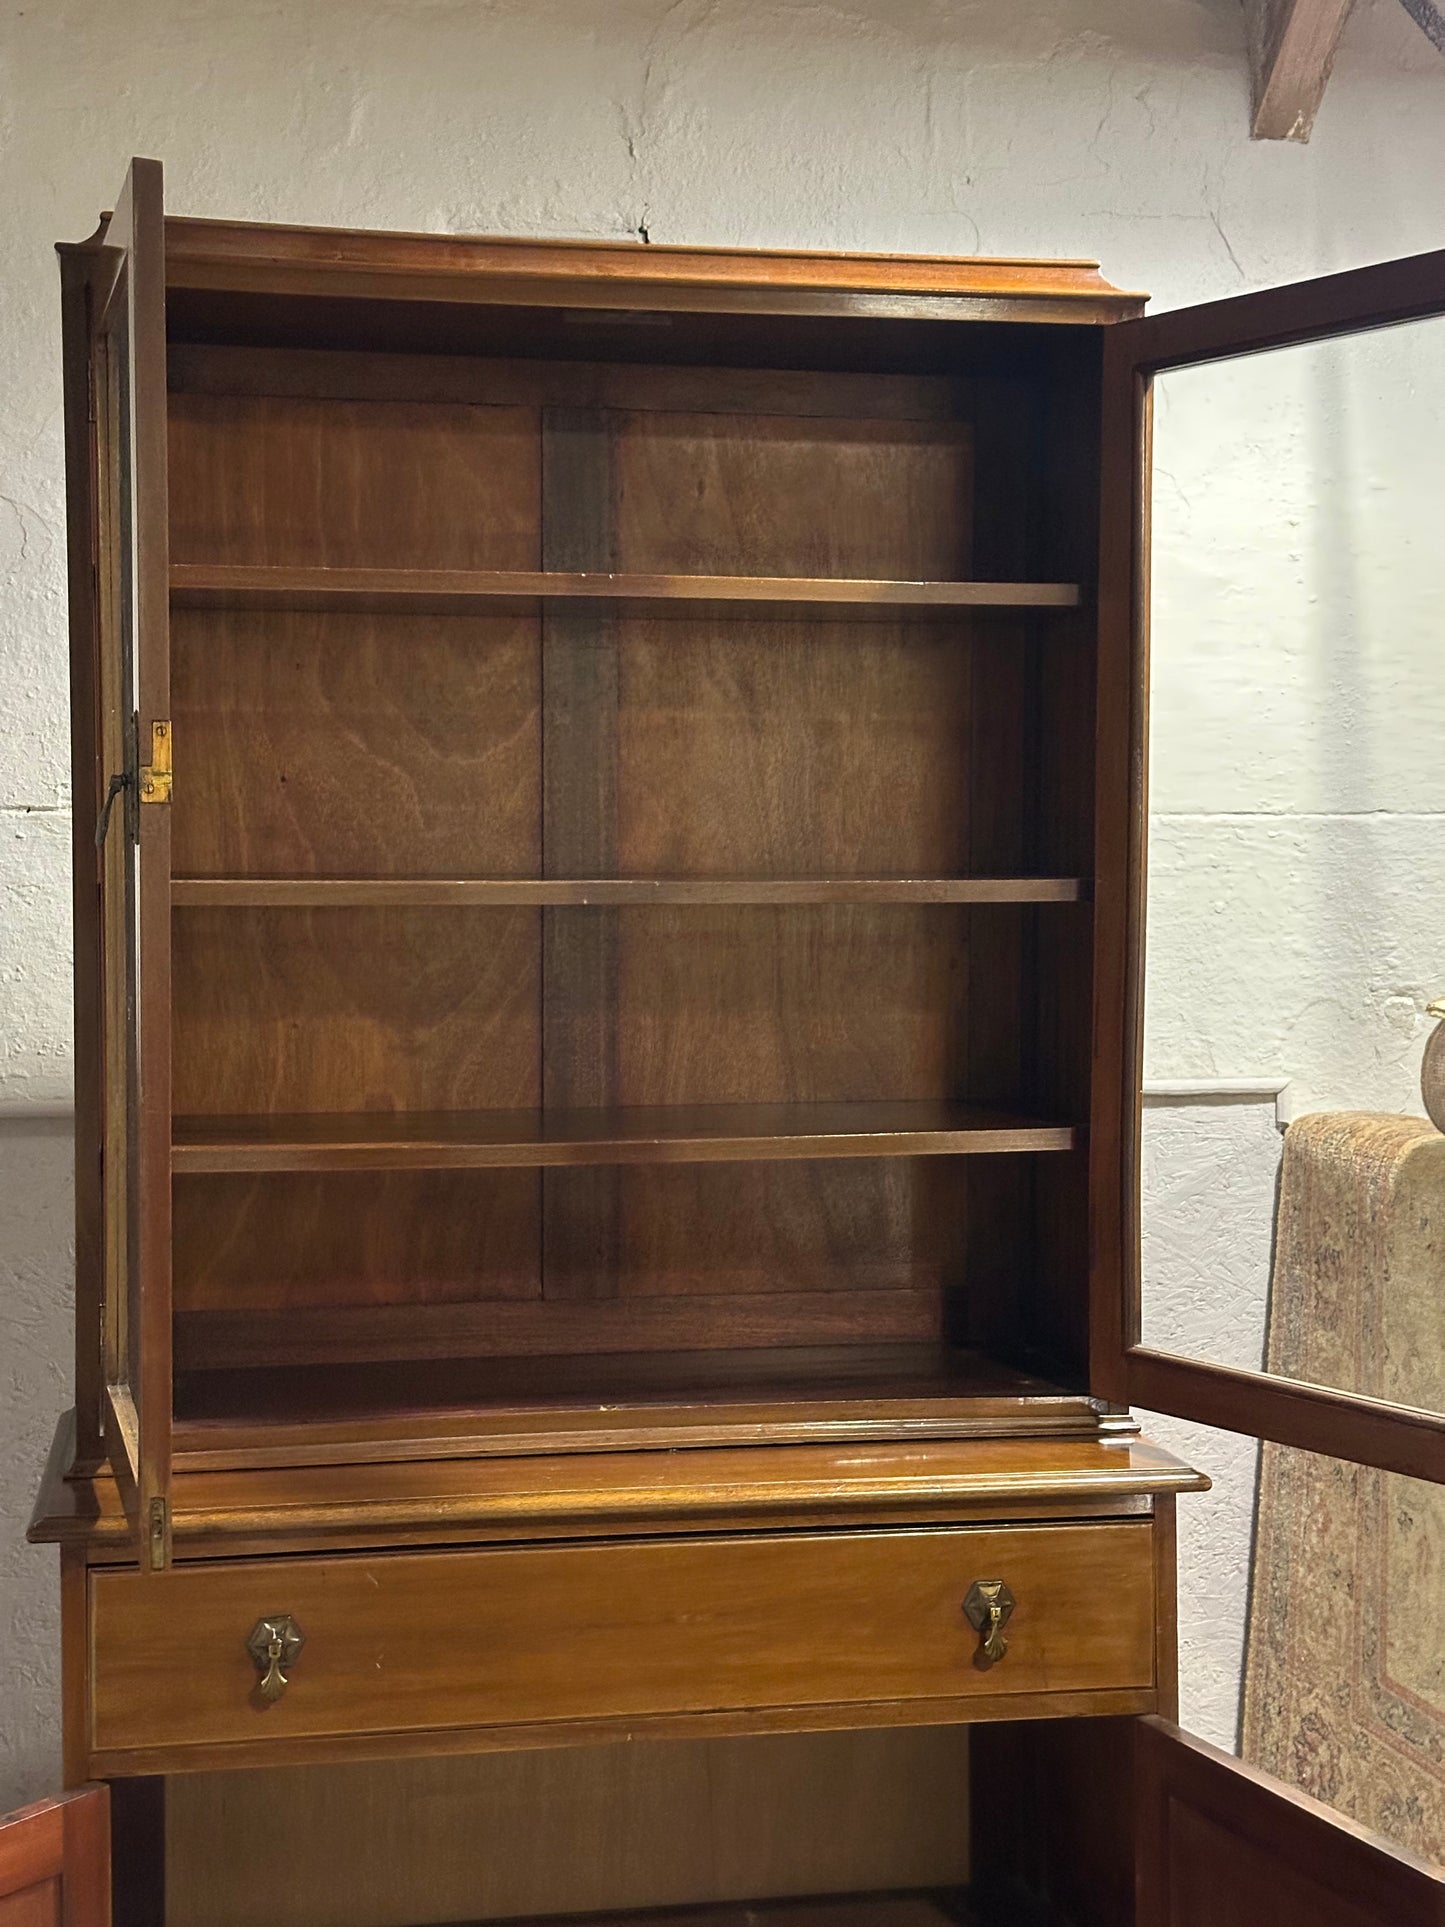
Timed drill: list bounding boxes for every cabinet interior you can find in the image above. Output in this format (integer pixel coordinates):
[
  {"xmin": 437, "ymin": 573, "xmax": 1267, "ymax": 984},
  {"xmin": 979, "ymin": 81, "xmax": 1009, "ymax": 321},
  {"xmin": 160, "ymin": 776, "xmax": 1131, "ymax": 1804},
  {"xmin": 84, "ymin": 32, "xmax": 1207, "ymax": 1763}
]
[{"xmin": 162, "ymin": 296, "xmax": 1104, "ymax": 1456}]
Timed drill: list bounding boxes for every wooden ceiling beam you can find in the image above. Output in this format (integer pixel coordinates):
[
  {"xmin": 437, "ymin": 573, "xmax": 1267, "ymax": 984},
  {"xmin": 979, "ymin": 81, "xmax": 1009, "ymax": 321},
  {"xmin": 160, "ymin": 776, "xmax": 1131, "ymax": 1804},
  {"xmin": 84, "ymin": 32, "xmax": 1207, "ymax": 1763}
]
[{"xmin": 1243, "ymin": 0, "xmax": 1356, "ymax": 140}]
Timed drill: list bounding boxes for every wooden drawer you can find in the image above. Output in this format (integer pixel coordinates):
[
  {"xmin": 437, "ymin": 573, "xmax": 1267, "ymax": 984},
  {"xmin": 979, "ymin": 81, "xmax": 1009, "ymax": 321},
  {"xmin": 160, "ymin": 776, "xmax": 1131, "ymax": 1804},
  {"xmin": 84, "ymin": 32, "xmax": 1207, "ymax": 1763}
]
[{"xmin": 88, "ymin": 1522, "xmax": 1159, "ymax": 1767}]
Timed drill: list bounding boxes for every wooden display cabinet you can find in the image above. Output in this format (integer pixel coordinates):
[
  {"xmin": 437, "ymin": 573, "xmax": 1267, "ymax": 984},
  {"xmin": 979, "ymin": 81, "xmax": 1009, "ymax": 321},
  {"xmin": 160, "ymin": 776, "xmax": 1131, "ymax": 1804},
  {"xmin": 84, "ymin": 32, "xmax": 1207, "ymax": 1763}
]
[{"xmin": 26, "ymin": 159, "xmax": 1444, "ymax": 1926}]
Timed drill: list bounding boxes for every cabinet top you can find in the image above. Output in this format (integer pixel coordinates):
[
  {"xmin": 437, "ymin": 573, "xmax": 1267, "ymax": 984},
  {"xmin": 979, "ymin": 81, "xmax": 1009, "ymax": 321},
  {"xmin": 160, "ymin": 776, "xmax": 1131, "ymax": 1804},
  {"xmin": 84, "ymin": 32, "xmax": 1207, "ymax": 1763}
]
[
  {"xmin": 71, "ymin": 206, "xmax": 1148, "ymax": 324},
  {"xmin": 31, "ymin": 1412, "xmax": 1206, "ymax": 1561}
]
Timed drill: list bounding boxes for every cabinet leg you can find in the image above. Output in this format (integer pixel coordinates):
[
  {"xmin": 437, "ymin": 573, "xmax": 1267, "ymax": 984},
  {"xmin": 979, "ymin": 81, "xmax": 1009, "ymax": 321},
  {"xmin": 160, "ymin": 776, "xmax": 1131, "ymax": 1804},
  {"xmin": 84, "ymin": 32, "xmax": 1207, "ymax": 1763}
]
[{"xmin": 110, "ymin": 1776, "xmax": 166, "ymax": 1927}]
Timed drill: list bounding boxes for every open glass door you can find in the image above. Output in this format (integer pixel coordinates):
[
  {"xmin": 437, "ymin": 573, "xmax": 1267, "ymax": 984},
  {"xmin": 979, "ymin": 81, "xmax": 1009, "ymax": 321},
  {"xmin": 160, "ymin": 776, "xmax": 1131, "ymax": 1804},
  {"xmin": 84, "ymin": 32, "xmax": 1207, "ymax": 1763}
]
[
  {"xmin": 1135, "ymin": 1717, "xmax": 1442, "ymax": 1926},
  {"xmin": 1092, "ymin": 254, "xmax": 1445, "ymax": 1915},
  {"xmin": 89, "ymin": 157, "xmax": 173, "ymax": 1569}
]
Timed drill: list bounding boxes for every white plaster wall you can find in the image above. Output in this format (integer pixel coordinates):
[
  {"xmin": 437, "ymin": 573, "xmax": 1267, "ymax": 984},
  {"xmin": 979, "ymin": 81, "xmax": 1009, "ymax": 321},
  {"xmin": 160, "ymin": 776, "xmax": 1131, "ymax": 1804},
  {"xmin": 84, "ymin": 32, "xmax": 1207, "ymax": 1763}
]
[
  {"xmin": 3, "ymin": 0, "xmax": 1445, "ymax": 1809},
  {"xmin": 1146, "ymin": 322, "xmax": 1445, "ymax": 1118},
  {"xmin": 1138, "ymin": 1092, "xmax": 1284, "ymax": 1748}
]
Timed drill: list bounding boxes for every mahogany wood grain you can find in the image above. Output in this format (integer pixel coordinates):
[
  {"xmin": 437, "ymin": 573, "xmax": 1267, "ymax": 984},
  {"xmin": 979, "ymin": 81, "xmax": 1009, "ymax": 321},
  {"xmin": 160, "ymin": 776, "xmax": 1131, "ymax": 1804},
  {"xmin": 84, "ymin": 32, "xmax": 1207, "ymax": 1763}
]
[
  {"xmin": 163, "ymin": 218, "xmax": 1141, "ymax": 301},
  {"xmin": 169, "ymin": 563, "xmax": 1081, "ymax": 616},
  {"xmin": 1116, "ymin": 247, "xmax": 1445, "ymax": 377},
  {"xmin": 1151, "ymin": 1494, "xmax": 1180, "ymax": 1723},
  {"xmin": 0, "ymin": 1788, "xmax": 109, "ymax": 1927},
  {"xmin": 956, "ymin": 376, "xmax": 1034, "ymax": 1373},
  {"xmin": 1124, "ymin": 1350, "xmax": 1445, "ymax": 1487},
  {"xmin": 167, "ymin": 398, "xmax": 541, "ymax": 571},
  {"xmin": 90, "ymin": 1688, "xmax": 1162, "ymax": 1781},
  {"xmin": 87, "ymin": 1523, "xmax": 1158, "ymax": 1765},
  {"xmin": 170, "ymin": 908, "xmax": 539, "ymax": 1116},
  {"xmin": 539, "ymin": 404, "xmax": 624, "ymax": 1303},
  {"xmin": 165, "ymin": 1344, "xmax": 1095, "ymax": 1441},
  {"xmin": 167, "ymin": 342, "xmax": 980, "ymax": 418},
  {"xmin": 172, "ymin": 1292, "xmax": 941, "ymax": 1369},
  {"xmin": 160, "ymin": 323, "xmax": 1094, "ymax": 1406},
  {"xmin": 170, "ymin": 877, "xmax": 1088, "ymax": 905},
  {"xmin": 98, "ymin": 155, "xmax": 173, "ymax": 1561},
  {"xmin": 1135, "ymin": 1717, "xmax": 1445, "ymax": 1926},
  {"xmin": 57, "ymin": 244, "xmax": 105, "ymax": 1478},
  {"xmin": 160, "ymin": 218, "xmax": 1146, "ymax": 332},
  {"xmin": 33, "ymin": 1416, "xmax": 1202, "ymax": 1555},
  {"xmin": 165, "ymin": 1733, "xmax": 974, "ymax": 1927},
  {"xmin": 597, "ymin": 391, "xmax": 978, "ymax": 1329},
  {"xmin": 608, "ymin": 909, "xmax": 970, "ymax": 1110},
  {"xmin": 169, "ymin": 607, "xmax": 540, "ymax": 879},
  {"xmin": 0, "ymin": 1885, "xmax": 57, "ymax": 1927},
  {"xmin": 611, "ymin": 622, "xmax": 975, "ymax": 876},
  {"xmin": 611, "ymin": 409, "xmax": 972, "ymax": 579},
  {"xmin": 170, "ymin": 1102, "xmax": 1076, "ymax": 1173},
  {"xmin": 1021, "ymin": 343, "xmax": 1101, "ymax": 1390},
  {"xmin": 1088, "ymin": 315, "xmax": 1147, "ymax": 1403},
  {"xmin": 173, "ymin": 1170, "xmax": 541, "ymax": 1312}
]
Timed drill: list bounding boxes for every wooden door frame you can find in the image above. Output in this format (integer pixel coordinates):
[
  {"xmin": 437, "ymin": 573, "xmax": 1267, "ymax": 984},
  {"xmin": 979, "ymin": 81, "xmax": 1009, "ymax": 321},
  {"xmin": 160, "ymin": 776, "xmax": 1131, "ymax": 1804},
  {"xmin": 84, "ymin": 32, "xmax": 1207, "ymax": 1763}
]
[
  {"xmin": 83, "ymin": 156, "xmax": 175, "ymax": 1563},
  {"xmin": 1090, "ymin": 251, "xmax": 1445, "ymax": 1487},
  {"xmin": 1137, "ymin": 1717, "xmax": 1445, "ymax": 1923},
  {"xmin": 0, "ymin": 1785, "xmax": 111, "ymax": 1926}
]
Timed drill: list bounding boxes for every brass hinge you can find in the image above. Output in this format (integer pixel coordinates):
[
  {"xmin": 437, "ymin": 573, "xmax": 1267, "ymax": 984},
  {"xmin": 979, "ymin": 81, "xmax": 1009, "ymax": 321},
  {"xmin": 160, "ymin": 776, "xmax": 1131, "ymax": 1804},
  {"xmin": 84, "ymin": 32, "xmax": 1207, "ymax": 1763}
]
[
  {"xmin": 138, "ymin": 719, "xmax": 172, "ymax": 804},
  {"xmin": 148, "ymin": 1495, "xmax": 169, "ymax": 1570}
]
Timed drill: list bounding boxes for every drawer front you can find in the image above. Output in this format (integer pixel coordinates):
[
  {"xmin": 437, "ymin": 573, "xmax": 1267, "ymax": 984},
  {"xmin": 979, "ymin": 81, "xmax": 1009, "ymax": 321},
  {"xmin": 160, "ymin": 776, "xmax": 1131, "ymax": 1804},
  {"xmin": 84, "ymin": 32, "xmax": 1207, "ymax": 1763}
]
[{"xmin": 89, "ymin": 1522, "xmax": 1156, "ymax": 1757}]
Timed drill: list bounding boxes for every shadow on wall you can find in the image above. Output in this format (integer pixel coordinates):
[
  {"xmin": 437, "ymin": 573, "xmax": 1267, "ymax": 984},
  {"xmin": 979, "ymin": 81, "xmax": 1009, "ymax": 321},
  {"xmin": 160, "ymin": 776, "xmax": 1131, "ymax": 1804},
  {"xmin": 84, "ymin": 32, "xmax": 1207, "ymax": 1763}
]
[{"xmin": 0, "ymin": 1115, "xmax": 74, "ymax": 1811}]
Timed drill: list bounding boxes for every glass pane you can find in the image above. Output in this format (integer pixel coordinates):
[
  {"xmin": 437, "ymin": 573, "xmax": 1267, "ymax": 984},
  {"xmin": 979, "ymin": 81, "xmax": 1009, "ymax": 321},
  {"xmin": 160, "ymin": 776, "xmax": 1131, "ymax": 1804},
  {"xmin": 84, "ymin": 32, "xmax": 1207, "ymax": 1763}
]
[
  {"xmin": 97, "ymin": 284, "xmax": 142, "ymax": 1438},
  {"xmin": 1140, "ymin": 1409, "xmax": 1444, "ymax": 1867},
  {"xmin": 1140, "ymin": 317, "xmax": 1445, "ymax": 1421}
]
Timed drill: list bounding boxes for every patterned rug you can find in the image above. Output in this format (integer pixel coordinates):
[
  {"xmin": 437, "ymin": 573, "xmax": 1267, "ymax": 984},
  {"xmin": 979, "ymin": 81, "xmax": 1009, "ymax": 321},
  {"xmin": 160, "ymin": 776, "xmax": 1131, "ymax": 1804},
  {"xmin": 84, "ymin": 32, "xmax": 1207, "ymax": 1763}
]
[{"xmin": 1241, "ymin": 1112, "xmax": 1445, "ymax": 1864}]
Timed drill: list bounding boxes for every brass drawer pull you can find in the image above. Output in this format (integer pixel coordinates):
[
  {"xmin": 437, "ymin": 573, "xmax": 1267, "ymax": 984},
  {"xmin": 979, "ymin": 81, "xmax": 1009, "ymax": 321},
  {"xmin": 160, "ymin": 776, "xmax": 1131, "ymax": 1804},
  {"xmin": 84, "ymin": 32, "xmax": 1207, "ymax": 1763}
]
[
  {"xmin": 963, "ymin": 1579, "xmax": 1015, "ymax": 1666},
  {"xmin": 246, "ymin": 1614, "xmax": 305, "ymax": 1706}
]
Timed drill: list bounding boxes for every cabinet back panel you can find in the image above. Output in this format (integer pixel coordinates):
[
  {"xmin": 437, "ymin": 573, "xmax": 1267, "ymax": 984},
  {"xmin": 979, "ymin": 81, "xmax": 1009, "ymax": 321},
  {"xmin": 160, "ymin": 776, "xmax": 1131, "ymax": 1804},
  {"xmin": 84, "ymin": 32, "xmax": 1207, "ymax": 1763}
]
[
  {"xmin": 171, "ymin": 608, "xmax": 541, "ymax": 877},
  {"xmin": 164, "ymin": 1727, "xmax": 970, "ymax": 1927},
  {"xmin": 160, "ymin": 344, "xmax": 1095, "ymax": 1391},
  {"xmin": 171, "ymin": 908, "xmax": 540, "ymax": 1114},
  {"xmin": 167, "ymin": 343, "xmax": 976, "ymax": 421},
  {"xmin": 171, "ymin": 1159, "xmax": 966, "ymax": 1321},
  {"xmin": 597, "ymin": 1159, "xmax": 965, "ymax": 1298},
  {"xmin": 170, "ymin": 612, "xmax": 1003, "ymax": 883},
  {"xmin": 612, "ymin": 907, "xmax": 966, "ymax": 1106},
  {"xmin": 607, "ymin": 411, "xmax": 972, "ymax": 578},
  {"xmin": 613, "ymin": 619, "xmax": 972, "ymax": 876},
  {"xmin": 173, "ymin": 1170, "xmax": 541, "ymax": 1311},
  {"xmin": 168, "ymin": 395, "xmax": 541, "ymax": 569},
  {"xmin": 172, "ymin": 1155, "xmax": 976, "ymax": 1365}
]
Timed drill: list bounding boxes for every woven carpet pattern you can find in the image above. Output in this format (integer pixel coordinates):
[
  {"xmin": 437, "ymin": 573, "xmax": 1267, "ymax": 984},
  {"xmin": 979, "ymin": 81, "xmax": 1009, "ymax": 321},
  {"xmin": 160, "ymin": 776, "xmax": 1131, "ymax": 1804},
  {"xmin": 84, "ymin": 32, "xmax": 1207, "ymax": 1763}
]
[{"xmin": 1241, "ymin": 1112, "xmax": 1444, "ymax": 1864}]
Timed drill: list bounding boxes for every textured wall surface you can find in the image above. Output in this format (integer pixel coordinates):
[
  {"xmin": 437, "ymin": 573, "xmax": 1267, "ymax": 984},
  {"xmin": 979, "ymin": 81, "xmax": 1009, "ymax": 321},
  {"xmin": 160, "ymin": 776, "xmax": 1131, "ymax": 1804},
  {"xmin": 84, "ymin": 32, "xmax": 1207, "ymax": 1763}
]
[
  {"xmin": 1139, "ymin": 1091, "xmax": 1286, "ymax": 1748},
  {"xmin": 3, "ymin": 0, "xmax": 1445, "ymax": 1810}
]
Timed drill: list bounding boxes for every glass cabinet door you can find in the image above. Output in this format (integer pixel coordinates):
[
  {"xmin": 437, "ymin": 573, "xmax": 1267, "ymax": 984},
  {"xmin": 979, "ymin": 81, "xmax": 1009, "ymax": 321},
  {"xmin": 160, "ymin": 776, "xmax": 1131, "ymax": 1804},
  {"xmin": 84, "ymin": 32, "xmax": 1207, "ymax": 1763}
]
[
  {"xmin": 86, "ymin": 156, "xmax": 174, "ymax": 1567},
  {"xmin": 1094, "ymin": 249, "xmax": 1445, "ymax": 1917},
  {"xmin": 1094, "ymin": 248, "xmax": 1445, "ymax": 1488}
]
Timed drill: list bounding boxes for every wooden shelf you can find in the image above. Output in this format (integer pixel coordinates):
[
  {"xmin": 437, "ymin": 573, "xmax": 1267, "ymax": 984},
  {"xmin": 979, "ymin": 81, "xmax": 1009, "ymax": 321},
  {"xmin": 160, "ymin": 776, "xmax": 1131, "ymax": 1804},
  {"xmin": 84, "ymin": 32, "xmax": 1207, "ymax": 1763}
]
[
  {"xmin": 173, "ymin": 1344, "xmax": 1086, "ymax": 1431},
  {"xmin": 170, "ymin": 876, "xmax": 1089, "ymax": 908},
  {"xmin": 167, "ymin": 1343, "xmax": 1104, "ymax": 1451},
  {"xmin": 171, "ymin": 1101, "xmax": 1079, "ymax": 1174},
  {"xmin": 169, "ymin": 563, "xmax": 1082, "ymax": 618}
]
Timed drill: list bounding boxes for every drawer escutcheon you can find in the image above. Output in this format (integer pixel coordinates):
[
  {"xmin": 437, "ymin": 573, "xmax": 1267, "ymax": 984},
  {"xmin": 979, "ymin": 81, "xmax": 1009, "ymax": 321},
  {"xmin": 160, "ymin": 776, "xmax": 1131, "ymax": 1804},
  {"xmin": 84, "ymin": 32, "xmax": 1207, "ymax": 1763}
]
[
  {"xmin": 246, "ymin": 1614, "xmax": 305, "ymax": 1707},
  {"xmin": 963, "ymin": 1579, "xmax": 1015, "ymax": 1666}
]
